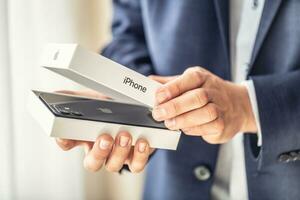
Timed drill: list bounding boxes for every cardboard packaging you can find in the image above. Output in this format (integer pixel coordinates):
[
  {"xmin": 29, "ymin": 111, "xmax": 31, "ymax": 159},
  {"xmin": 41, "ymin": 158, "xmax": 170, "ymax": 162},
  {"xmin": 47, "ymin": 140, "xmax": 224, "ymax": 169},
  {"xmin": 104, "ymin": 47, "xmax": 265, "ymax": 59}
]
[{"xmin": 29, "ymin": 44, "xmax": 181, "ymax": 150}]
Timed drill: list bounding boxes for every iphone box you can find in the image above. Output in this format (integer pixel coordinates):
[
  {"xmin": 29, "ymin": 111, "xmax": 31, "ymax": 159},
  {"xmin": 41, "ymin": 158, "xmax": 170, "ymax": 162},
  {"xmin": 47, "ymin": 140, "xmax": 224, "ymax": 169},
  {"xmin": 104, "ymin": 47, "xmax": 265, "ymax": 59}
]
[{"xmin": 28, "ymin": 44, "xmax": 181, "ymax": 150}]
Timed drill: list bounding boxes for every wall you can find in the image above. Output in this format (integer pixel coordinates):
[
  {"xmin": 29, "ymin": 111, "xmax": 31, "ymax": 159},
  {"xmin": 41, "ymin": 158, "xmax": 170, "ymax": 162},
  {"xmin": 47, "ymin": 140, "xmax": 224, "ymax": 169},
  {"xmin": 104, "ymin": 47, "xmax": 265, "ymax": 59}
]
[{"xmin": 0, "ymin": 1, "xmax": 145, "ymax": 199}]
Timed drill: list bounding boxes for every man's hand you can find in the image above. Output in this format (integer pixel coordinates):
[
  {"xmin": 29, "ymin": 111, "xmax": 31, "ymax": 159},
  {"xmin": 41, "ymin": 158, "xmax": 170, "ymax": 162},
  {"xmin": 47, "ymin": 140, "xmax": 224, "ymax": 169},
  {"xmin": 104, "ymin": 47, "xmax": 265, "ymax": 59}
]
[
  {"xmin": 55, "ymin": 89, "xmax": 153, "ymax": 173},
  {"xmin": 56, "ymin": 132, "xmax": 152, "ymax": 173},
  {"xmin": 55, "ymin": 75, "xmax": 176, "ymax": 172},
  {"xmin": 152, "ymin": 67, "xmax": 257, "ymax": 144}
]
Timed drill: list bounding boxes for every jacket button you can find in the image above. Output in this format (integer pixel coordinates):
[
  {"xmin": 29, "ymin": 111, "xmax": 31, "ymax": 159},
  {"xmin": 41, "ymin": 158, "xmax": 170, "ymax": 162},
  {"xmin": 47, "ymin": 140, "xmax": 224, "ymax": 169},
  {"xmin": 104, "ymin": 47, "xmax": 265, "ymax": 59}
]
[
  {"xmin": 194, "ymin": 166, "xmax": 211, "ymax": 181},
  {"xmin": 278, "ymin": 154, "xmax": 292, "ymax": 163}
]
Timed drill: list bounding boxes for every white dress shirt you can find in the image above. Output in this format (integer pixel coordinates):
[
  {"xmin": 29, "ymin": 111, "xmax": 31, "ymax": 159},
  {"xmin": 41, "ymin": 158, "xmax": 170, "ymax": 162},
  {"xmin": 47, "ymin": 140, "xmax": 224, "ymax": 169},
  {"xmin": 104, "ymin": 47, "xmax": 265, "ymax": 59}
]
[{"xmin": 211, "ymin": 0, "xmax": 265, "ymax": 200}]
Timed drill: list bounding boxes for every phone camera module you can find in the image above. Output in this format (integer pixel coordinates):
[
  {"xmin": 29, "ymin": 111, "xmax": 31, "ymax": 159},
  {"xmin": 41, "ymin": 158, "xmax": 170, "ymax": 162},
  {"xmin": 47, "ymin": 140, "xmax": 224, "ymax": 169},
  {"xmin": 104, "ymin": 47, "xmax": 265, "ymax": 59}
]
[
  {"xmin": 59, "ymin": 110, "xmax": 70, "ymax": 115},
  {"xmin": 71, "ymin": 111, "xmax": 83, "ymax": 116}
]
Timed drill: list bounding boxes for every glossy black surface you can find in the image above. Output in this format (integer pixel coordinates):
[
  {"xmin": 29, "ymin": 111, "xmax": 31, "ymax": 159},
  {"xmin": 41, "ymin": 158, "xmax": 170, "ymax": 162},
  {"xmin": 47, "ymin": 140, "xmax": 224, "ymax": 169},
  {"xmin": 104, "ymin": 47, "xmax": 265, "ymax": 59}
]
[{"xmin": 39, "ymin": 93, "xmax": 166, "ymax": 129}]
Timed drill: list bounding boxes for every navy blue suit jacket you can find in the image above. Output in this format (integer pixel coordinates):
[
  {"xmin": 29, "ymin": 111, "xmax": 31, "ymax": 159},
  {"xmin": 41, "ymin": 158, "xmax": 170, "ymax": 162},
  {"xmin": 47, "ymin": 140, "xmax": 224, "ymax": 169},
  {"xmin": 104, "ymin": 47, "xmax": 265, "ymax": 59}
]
[{"xmin": 102, "ymin": 0, "xmax": 300, "ymax": 199}]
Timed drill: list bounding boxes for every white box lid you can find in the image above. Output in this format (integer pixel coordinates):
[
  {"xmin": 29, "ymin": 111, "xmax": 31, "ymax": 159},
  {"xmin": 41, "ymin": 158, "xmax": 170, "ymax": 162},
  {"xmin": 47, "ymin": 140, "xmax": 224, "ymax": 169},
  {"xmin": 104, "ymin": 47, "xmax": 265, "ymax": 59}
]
[{"xmin": 41, "ymin": 44, "xmax": 161, "ymax": 108}]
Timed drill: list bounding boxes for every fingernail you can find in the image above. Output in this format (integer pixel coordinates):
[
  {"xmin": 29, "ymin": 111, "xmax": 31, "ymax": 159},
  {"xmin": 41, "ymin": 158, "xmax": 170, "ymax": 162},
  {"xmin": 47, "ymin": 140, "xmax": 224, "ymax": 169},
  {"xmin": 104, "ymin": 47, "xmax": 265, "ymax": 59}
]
[
  {"xmin": 119, "ymin": 136, "xmax": 129, "ymax": 147},
  {"xmin": 99, "ymin": 139, "xmax": 111, "ymax": 150},
  {"xmin": 138, "ymin": 142, "xmax": 147, "ymax": 153},
  {"xmin": 152, "ymin": 107, "xmax": 167, "ymax": 120},
  {"xmin": 156, "ymin": 91, "xmax": 169, "ymax": 104},
  {"xmin": 165, "ymin": 118, "xmax": 176, "ymax": 128}
]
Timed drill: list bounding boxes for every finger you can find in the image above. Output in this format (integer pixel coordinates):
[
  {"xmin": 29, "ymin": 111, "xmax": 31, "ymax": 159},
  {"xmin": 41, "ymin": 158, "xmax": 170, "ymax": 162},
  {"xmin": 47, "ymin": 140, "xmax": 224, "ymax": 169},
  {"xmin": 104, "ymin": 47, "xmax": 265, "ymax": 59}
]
[
  {"xmin": 56, "ymin": 138, "xmax": 78, "ymax": 151},
  {"xmin": 182, "ymin": 117, "xmax": 225, "ymax": 136},
  {"xmin": 148, "ymin": 75, "xmax": 178, "ymax": 84},
  {"xmin": 55, "ymin": 90, "xmax": 78, "ymax": 95},
  {"xmin": 128, "ymin": 138, "xmax": 150, "ymax": 173},
  {"xmin": 56, "ymin": 138, "xmax": 94, "ymax": 152},
  {"xmin": 152, "ymin": 88, "xmax": 209, "ymax": 121},
  {"xmin": 81, "ymin": 141, "xmax": 94, "ymax": 155},
  {"xmin": 105, "ymin": 131, "xmax": 132, "ymax": 172},
  {"xmin": 164, "ymin": 103, "xmax": 219, "ymax": 130},
  {"xmin": 83, "ymin": 134, "xmax": 114, "ymax": 172},
  {"xmin": 155, "ymin": 67, "xmax": 207, "ymax": 104},
  {"xmin": 124, "ymin": 147, "xmax": 154, "ymax": 166}
]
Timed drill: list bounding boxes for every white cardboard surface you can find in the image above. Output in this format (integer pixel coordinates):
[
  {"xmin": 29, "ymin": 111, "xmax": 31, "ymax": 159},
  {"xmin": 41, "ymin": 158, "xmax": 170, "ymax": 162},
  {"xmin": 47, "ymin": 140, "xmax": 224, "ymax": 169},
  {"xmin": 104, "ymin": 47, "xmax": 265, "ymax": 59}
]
[{"xmin": 41, "ymin": 44, "xmax": 161, "ymax": 108}]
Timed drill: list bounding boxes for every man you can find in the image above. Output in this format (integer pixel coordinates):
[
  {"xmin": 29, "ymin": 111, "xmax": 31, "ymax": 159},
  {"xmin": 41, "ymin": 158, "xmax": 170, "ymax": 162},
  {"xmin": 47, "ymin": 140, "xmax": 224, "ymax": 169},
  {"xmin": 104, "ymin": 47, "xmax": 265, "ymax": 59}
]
[{"xmin": 56, "ymin": 0, "xmax": 300, "ymax": 199}]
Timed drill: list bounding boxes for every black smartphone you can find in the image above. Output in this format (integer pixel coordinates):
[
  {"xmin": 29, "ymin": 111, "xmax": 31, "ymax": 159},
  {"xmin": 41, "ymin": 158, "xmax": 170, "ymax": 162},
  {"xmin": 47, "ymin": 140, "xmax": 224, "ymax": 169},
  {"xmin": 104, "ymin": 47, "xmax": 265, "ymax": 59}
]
[{"xmin": 39, "ymin": 93, "xmax": 166, "ymax": 129}]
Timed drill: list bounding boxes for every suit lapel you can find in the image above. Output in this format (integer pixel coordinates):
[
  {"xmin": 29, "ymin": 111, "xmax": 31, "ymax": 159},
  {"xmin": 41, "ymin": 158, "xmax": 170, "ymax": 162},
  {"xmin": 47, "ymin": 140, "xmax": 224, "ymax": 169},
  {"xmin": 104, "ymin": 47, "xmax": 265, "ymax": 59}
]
[
  {"xmin": 213, "ymin": 0, "xmax": 282, "ymax": 75},
  {"xmin": 213, "ymin": 0, "xmax": 230, "ymax": 73},
  {"xmin": 250, "ymin": 0, "xmax": 282, "ymax": 67}
]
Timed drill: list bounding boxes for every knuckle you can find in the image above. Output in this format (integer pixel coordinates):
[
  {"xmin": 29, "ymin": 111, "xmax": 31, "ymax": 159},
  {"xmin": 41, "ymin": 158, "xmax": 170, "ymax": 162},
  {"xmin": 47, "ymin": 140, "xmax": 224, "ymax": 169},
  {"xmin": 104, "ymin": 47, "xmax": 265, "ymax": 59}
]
[
  {"xmin": 206, "ymin": 104, "xmax": 218, "ymax": 120},
  {"xmin": 185, "ymin": 67, "xmax": 206, "ymax": 85},
  {"xmin": 200, "ymin": 90, "xmax": 209, "ymax": 104},
  {"xmin": 194, "ymin": 89, "xmax": 209, "ymax": 106},
  {"xmin": 194, "ymin": 66, "xmax": 203, "ymax": 71},
  {"xmin": 93, "ymin": 150, "xmax": 108, "ymax": 161},
  {"xmin": 193, "ymin": 70, "xmax": 204, "ymax": 84},
  {"xmin": 184, "ymin": 67, "xmax": 193, "ymax": 74},
  {"xmin": 84, "ymin": 156, "xmax": 102, "ymax": 172},
  {"xmin": 171, "ymin": 81, "xmax": 181, "ymax": 96},
  {"xmin": 105, "ymin": 163, "xmax": 120, "ymax": 172},
  {"xmin": 187, "ymin": 68, "xmax": 203, "ymax": 82},
  {"xmin": 169, "ymin": 100, "xmax": 179, "ymax": 115},
  {"xmin": 186, "ymin": 66, "xmax": 202, "ymax": 73},
  {"xmin": 130, "ymin": 162, "xmax": 145, "ymax": 173},
  {"xmin": 110, "ymin": 154, "xmax": 125, "ymax": 164},
  {"xmin": 184, "ymin": 67, "xmax": 199, "ymax": 79}
]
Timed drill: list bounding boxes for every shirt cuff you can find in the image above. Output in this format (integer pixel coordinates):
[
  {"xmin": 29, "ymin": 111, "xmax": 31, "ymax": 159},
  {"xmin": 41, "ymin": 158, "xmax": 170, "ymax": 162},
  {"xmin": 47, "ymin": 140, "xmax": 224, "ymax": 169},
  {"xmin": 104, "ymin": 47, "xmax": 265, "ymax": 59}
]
[{"xmin": 241, "ymin": 80, "xmax": 262, "ymax": 146}]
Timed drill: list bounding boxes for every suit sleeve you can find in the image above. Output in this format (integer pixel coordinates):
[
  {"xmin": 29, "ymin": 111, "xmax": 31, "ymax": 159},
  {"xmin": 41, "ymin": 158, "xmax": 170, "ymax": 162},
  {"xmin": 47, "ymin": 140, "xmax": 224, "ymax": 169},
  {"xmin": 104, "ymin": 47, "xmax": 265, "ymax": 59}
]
[
  {"xmin": 248, "ymin": 69, "xmax": 300, "ymax": 167},
  {"xmin": 101, "ymin": 0, "xmax": 154, "ymax": 75}
]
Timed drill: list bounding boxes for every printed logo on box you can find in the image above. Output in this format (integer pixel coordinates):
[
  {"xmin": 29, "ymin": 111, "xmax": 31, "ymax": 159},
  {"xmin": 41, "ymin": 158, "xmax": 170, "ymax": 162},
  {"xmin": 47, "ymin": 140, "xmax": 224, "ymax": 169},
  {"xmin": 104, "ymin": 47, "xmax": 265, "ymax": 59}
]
[{"xmin": 123, "ymin": 77, "xmax": 147, "ymax": 93}]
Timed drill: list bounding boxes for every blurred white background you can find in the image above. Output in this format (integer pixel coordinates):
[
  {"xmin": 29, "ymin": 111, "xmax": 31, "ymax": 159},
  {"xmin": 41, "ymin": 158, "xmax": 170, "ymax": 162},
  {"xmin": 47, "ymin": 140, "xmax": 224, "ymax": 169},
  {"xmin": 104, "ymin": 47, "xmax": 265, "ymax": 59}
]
[{"xmin": 0, "ymin": 0, "xmax": 144, "ymax": 199}]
